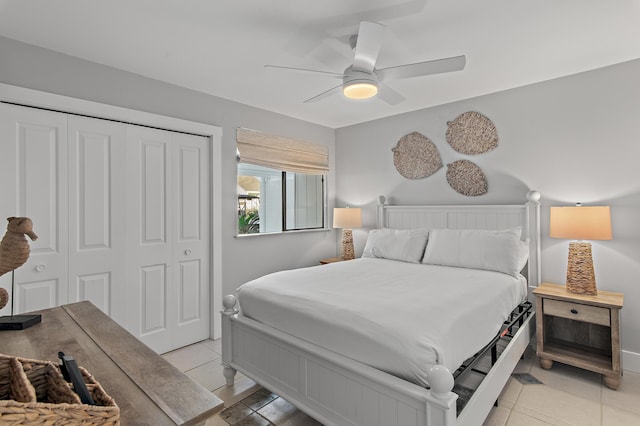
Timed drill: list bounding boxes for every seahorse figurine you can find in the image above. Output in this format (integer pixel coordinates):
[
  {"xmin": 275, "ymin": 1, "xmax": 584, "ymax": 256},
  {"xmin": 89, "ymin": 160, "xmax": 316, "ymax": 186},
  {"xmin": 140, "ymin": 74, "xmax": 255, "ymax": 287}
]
[{"xmin": 0, "ymin": 217, "xmax": 38, "ymax": 277}]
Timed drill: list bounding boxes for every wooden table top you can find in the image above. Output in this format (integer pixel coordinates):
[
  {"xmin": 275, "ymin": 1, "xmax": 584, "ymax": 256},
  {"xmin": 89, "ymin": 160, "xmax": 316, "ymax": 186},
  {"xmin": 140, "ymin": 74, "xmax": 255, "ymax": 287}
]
[
  {"xmin": 534, "ymin": 282, "xmax": 624, "ymax": 309},
  {"xmin": 0, "ymin": 301, "xmax": 223, "ymax": 425}
]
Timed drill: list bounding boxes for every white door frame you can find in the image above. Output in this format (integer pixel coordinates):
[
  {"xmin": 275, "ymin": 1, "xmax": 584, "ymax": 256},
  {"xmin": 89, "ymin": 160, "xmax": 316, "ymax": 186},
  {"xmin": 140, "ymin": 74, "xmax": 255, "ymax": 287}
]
[{"xmin": 0, "ymin": 83, "xmax": 223, "ymax": 339}]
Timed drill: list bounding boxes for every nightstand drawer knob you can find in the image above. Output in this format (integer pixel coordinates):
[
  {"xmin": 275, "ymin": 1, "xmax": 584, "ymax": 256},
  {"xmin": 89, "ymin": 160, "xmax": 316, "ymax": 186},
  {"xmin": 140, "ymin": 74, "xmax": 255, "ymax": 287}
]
[{"xmin": 571, "ymin": 309, "xmax": 578, "ymax": 314}]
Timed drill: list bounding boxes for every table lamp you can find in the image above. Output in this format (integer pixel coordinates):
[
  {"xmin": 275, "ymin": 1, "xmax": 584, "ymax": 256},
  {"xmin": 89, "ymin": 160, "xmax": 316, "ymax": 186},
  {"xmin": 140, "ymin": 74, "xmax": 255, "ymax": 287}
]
[
  {"xmin": 333, "ymin": 207, "xmax": 362, "ymax": 260},
  {"xmin": 549, "ymin": 205, "xmax": 612, "ymax": 295}
]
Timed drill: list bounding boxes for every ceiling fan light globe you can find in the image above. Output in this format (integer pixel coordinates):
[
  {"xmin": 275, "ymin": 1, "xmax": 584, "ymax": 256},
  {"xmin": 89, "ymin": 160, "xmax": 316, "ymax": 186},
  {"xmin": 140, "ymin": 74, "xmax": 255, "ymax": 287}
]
[{"xmin": 343, "ymin": 81, "xmax": 378, "ymax": 99}]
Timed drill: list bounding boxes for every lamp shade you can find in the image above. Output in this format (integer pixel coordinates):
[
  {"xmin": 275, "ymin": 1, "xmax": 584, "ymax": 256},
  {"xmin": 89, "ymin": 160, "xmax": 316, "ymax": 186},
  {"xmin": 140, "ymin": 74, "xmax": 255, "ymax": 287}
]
[
  {"xmin": 550, "ymin": 206, "xmax": 612, "ymax": 240},
  {"xmin": 333, "ymin": 208, "xmax": 362, "ymax": 229}
]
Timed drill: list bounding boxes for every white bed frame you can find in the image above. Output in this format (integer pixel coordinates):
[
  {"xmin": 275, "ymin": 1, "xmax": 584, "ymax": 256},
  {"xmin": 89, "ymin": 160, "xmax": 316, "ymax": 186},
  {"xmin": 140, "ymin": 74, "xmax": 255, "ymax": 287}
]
[{"xmin": 221, "ymin": 191, "xmax": 541, "ymax": 426}]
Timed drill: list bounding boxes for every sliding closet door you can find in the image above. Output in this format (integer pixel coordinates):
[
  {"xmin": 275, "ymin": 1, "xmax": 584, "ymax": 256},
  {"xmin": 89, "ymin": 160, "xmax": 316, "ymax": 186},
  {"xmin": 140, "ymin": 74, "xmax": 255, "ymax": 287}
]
[
  {"xmin": 0, "ymin": 104, "xmax": 69, "ymax": 312},
  {"xmin": 67, "ymin": 116, "xmax": 127, "ymax": 323},
  {"xmin": 125, "ymin": 125, "xmax": 210, "ymax": 353}
]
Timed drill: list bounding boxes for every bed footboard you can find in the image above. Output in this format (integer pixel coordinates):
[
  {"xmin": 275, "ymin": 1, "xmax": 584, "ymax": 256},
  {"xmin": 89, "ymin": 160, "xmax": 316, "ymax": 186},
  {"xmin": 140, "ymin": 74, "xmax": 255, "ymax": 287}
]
[{"xmin": 221, "ymin": 295, "xmax": 458, "ymax": 426}]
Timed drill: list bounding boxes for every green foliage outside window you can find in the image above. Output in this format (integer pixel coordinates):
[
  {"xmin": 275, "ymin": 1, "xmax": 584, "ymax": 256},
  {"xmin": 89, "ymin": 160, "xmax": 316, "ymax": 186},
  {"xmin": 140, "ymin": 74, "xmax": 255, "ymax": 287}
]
[{"xmin": 238, "ymin": 210, "xmax": 260, "ymax": 234}]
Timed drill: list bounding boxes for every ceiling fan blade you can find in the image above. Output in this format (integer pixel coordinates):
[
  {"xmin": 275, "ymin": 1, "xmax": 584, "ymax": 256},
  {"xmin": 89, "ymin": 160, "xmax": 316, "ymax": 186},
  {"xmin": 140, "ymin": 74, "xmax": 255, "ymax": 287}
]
[
  {"xmin": 377, "ymin": 83, "xmax": 405, "ymax": 105},
  {"xmin": 303, "ymin": 84, "xmax": 344, "ymax": 103},
  {"xmin": 377, "ymin": 55, "xmax": 466, "ymax": 81},
  {"xmin": 352, "ymin": 21, "xmax": 386, "ymax": 73},
  {"xmin": 264, "ymin": 65, "xmax": 344, "ymax": 78}
]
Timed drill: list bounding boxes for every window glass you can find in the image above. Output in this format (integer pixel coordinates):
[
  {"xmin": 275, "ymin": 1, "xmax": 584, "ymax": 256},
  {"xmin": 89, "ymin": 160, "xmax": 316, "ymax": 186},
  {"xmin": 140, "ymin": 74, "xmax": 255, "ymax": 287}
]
[
  {"xmin": 285, "ymin": 173, "xmax": 324, "ymax": 230},
  {"xmin": 237, "ymin": 163, "xmax": 324, "ymax": 235}
]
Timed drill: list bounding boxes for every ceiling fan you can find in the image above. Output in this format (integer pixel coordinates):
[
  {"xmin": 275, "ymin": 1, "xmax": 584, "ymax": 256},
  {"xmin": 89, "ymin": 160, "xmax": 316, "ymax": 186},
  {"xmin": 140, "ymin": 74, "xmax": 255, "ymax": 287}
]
[{"xmin": 265, "ymin": 21, "xmax": 466, "ymax": 105}]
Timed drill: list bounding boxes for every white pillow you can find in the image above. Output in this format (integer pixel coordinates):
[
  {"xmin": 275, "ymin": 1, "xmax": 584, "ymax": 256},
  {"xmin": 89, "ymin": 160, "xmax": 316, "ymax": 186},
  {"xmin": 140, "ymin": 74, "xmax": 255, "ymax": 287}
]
[
  {"xmin": 517, "ymin": 239, "xmax": 530, "ymax": 273},
  {"xmin": 362, "ymin": 228, "xmax": 429, "ymax": 263},
  {"xmin": 422, "ymin": 227, "xmax": 523, "ymax": 276}
]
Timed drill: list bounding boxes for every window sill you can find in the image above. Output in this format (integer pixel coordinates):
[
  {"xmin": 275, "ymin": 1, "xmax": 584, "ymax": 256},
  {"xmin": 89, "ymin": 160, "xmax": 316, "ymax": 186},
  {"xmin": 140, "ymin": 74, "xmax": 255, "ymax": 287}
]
[{"xmin": 235, "ymin": 228, "xmax": 332, "ymax": 238}]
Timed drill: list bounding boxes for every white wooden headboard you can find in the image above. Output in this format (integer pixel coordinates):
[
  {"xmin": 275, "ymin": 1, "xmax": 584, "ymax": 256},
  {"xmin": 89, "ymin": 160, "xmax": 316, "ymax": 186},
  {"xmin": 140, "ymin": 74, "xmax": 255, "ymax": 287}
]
[{"xmin": 376, "ymin": 191, "xmax": 541, "ymax": 287}]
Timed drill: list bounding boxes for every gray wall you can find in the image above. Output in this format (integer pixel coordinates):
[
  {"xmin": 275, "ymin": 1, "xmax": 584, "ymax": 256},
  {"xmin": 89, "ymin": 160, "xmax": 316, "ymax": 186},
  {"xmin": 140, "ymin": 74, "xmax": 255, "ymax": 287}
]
[
  {"xmin": 0, "ymin": 36, "xmax": 338, "ymax": 298},
  {"xmin": 335, "ymin": 58, "xmax": 640, "ymax": 362}
]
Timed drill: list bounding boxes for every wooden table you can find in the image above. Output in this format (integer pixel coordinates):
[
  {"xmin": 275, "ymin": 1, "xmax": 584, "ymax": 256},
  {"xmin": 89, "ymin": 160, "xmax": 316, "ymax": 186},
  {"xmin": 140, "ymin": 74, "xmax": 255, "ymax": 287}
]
[{"xmin": 0, "ymin": 301, "xmax": 223, "ymax": 425}]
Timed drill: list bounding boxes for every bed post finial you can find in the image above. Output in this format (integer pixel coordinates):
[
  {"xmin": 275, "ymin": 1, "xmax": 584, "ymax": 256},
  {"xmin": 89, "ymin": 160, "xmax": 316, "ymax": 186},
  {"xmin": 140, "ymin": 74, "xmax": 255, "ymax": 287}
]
[
  {"xmin": 427, "ymin": 365, "xmax": 454, "ymax": 398},
  {"xmin": 223, "ymin": 294, "xmax": 237, "ymax": 312},
  {"xmin": 377, "ymin": 195, "xmax": 386, "ymax": 205},
  {"xmin": 426, "ymin": 365, "xmax": 457, "ymax": 424},
  {"xmin": 526, "ymin": 190, "xmax": 541, "ymax": 203}
]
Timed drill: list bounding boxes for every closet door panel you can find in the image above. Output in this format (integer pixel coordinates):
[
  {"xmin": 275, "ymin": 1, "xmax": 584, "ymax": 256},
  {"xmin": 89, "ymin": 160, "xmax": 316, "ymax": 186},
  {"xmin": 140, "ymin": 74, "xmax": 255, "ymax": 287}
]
[
  {"xmin": 75, "ymin": 273, "xmax": 111, "ymax": 312},
  {"xmin": 126, "ymin": 126, "xmax": 174, "ymax": 353},
  {"xmin": 68, "ymin": 116, "xmax": 126, "ymax": 323},
  {"xmin": 140, "ymin": 264, "xmax": 167, "ymax": 333},
  {"xmin": 172, "ymin": 133, "xmax": 210, "ymax": 348},
  {"xmin": 19, "ymin": 280, "xmax": 58, "ymax": 313},
  {"xmin": 0, "ymin": 104, "xmax": 68, "ymax": 312},
  {"xmin": 142, "ymin": 142, "xmax": 167, "ymax": 243}
]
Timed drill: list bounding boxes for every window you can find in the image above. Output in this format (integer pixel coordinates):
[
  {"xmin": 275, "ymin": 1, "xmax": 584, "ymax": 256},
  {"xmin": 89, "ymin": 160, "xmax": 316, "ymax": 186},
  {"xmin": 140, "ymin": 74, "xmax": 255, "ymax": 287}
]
[{"xmin": 236, "ymin": 128, "xmax": 328, "ymax": 235}]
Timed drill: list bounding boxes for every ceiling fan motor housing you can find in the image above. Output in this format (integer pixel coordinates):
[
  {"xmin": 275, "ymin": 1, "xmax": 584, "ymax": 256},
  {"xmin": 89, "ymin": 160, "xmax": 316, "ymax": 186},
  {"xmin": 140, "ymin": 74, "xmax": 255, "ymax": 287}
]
[{"xmin": 343, "ymin": 67, "xmax": 379, "ymax": 99}]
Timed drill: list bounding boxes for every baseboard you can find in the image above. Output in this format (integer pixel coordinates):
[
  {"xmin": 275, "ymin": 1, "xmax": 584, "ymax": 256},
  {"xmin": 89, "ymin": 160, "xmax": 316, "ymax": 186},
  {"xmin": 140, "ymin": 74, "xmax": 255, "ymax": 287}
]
[{"xmin": 623, "ymin": 350, "xmax": 640, "ymax": 373}]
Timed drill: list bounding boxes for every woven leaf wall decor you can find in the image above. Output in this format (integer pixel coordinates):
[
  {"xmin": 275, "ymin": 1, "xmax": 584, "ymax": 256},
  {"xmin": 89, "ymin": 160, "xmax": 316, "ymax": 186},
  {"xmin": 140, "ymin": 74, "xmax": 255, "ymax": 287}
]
[
  {"xmin": 392, "ymin": 132, "xmax": 442, "ymax": 179},
  {"xmin": 446, "ymin": 160, "xmax": 488, "ymax": 196},
  {"xmin": 0, "ymin": 287, "xmax": 7, "ymax": 309},
  {"xmin": 446, "ymin": 111, "xmax": 498, "ymax": 155}
]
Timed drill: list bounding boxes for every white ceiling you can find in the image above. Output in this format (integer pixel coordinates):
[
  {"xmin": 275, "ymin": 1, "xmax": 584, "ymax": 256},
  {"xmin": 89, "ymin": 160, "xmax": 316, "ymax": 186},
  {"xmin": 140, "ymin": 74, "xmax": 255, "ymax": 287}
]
[{"xmin": 1, "ymin": 0, "xmax": 639, "ymax": 129}]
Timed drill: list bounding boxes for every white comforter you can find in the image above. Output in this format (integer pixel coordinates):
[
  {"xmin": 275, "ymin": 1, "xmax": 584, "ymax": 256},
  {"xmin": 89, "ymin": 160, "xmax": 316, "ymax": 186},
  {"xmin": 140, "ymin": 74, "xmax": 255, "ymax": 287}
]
[{"xmin": 237, "ymin": 257, "xmax": 527, "ymax": 387}]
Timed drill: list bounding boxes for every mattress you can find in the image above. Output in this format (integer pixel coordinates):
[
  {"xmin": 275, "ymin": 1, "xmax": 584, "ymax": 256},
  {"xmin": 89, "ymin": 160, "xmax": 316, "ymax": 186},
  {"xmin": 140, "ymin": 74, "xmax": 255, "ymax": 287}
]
[{"xmin": 237, "ymin": 257, "xmax": 527, "ymax": 387}]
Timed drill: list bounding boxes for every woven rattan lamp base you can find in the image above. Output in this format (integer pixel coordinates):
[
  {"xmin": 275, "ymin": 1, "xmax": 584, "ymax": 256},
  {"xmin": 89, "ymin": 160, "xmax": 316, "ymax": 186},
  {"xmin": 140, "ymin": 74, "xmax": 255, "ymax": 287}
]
[
  {"xmin": 340, "ymin": 229, "xmax": 355, "ymax": 260},
  {"xmin": 565, "ymin": 241, "xmax": 598, "ymax": 295}
]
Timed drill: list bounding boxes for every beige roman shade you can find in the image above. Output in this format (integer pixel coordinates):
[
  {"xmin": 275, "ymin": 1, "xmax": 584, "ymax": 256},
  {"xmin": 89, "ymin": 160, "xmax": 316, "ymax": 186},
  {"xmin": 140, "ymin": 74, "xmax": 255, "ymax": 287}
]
[{"xmin": 236, "ymin": 128, "xmax": 329, "ymax": 174}]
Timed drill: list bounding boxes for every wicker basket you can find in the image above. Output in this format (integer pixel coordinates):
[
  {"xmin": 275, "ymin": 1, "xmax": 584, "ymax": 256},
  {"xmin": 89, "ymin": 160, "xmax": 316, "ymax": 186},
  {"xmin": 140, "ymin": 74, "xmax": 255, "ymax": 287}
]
[{"xmin": 0, "ymin": 353, "xmax": 120, "ymax": 425}]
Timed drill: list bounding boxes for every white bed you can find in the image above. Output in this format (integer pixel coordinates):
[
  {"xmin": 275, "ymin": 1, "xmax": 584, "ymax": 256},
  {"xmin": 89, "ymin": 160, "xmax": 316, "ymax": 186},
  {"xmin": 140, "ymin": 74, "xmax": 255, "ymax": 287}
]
[
  {"xmin": 238, "ymin": 259, "xmax": 527, "ymax": 388},
  {"xmin": 222, "ymin": 191, "xmax": 541, "ymax": 426}
]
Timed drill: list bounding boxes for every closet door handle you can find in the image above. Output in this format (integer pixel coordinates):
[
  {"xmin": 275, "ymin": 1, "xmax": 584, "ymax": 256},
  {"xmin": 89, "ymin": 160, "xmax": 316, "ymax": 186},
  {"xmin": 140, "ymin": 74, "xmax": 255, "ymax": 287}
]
[
  {"xmin": 184, "ymin": 249, "xmax": 192, "ymax": 256},
  {"xmin": 35, "ymin": 265, "xmax": 46, "ymax": 272}
]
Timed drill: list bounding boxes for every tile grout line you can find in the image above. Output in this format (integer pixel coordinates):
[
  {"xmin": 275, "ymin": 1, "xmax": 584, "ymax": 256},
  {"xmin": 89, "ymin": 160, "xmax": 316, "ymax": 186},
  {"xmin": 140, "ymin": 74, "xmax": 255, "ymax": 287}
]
[
  {"xmin": 599, "ymin": 375, "xmax": 603, "ymax": 426},
  {"xmin": 183, "ymin": 358, "xmax": 223, "ymax": 375},
  {"xmin": 502, "ymin": 373, "xmax": 527, "ymax": 426}
]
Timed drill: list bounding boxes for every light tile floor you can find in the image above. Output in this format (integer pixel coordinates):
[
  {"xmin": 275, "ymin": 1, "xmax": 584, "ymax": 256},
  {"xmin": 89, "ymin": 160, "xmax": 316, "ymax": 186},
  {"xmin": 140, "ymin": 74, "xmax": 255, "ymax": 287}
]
[{"xmin": 162, "ymin": 339, "xmax": 640, "ymax": 425}]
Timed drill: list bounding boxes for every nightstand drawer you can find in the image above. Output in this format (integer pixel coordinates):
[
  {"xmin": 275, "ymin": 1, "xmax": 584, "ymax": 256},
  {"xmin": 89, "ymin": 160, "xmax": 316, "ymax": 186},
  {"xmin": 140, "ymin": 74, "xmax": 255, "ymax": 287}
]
[{"xmin": 544, "ymin": 299, "xmax": 610, "ymax": 326}]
